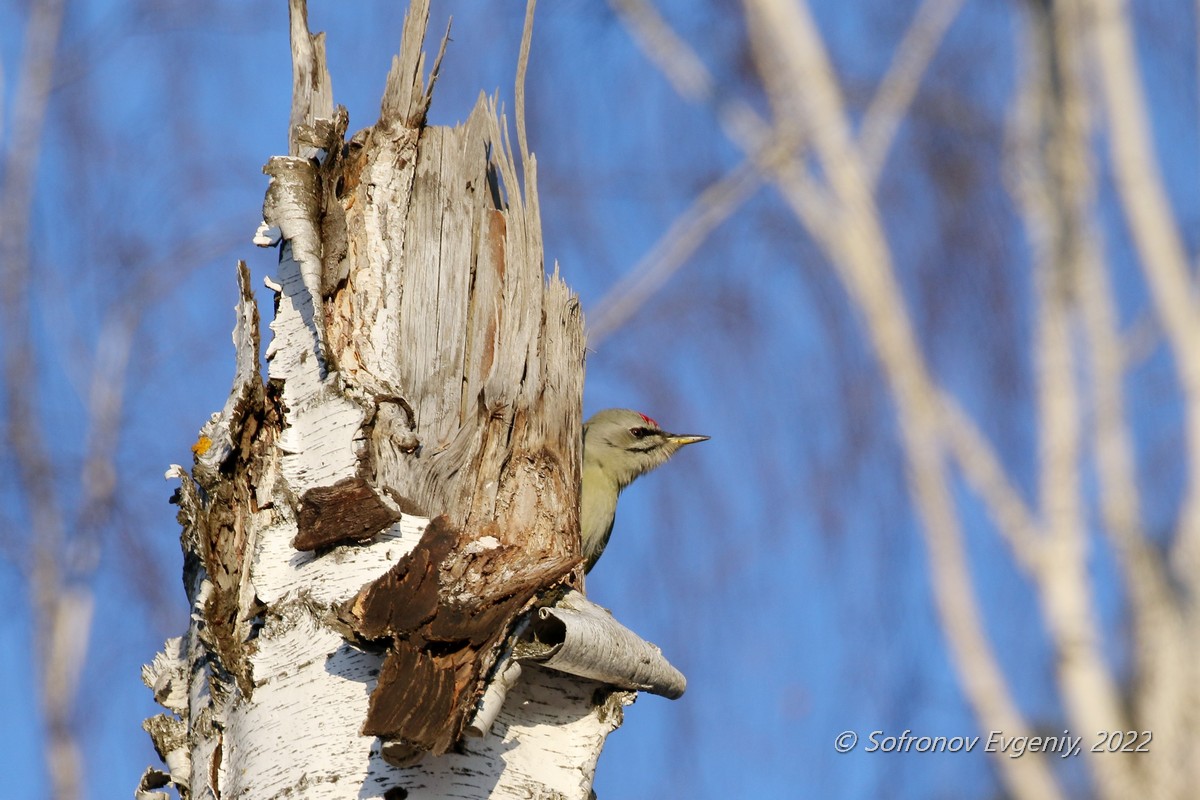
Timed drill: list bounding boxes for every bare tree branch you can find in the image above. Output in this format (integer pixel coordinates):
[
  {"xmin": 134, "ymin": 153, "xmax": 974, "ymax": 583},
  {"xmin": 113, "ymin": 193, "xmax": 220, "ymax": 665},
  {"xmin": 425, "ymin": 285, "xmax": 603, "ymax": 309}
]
[
  {"xmin": 735, "ymin": 2, "xmax": 1063, "ymax": 796},
  {"xmin": 938, "ymin": 393, "xmax": 1041, "ymax": 571},
  {"xmin": 996, "ymin": 3, "xmax": 1159, "ymax": 795},
  {"xmin": 608, "ymin": 17, "xmax": 1066, "ymax": 795},
  {"xmin": 0, "ymin": 2, "xmax": 78, "ymax": 799},
  {"xmin": 1066, "ymin": 6, "xmax": 1200, "ymax": 791},
  {"xmin": 1078, "ymin": 224, "xmax": 1187, "ymax": 800},
  {"xmin": 1084, "ymin": 0, "xmax": 1200, "ymax": 594},
  {"xmin": 603, "ymin": 0, "xmax": 964, "ymax": 340},
  {"xmin": 608, "ymin": 0, "xmax": 776, "ymax": 164},
  {"xmin": 860, "ymin": 0, "xmax": 965, "ymax": 182},
  {"xmin": 587, "ymin": 159, "xmax": 763, "ymax": 343},
  {"xmin": 605, "ymin": 0, "xmax": 833, "ymax": 326},
  {"xmin": 516, "ymin": 0, "xmax": 537, "ymax": 186}
]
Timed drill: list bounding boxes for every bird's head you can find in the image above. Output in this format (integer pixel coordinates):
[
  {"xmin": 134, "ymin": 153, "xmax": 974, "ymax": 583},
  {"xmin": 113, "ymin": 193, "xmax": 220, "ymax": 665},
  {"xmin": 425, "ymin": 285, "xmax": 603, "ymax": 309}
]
[{"xmin": 582, "ymin": 408, "xmax": 709, "ymax": 489}]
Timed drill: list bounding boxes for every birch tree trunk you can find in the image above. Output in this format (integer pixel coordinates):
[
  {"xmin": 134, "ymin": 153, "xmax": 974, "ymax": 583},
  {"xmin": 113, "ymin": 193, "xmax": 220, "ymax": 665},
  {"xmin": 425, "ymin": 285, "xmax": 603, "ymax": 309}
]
[{"xmin": 138, "ymin": 2, "xmax": 680, "ymax": 798}]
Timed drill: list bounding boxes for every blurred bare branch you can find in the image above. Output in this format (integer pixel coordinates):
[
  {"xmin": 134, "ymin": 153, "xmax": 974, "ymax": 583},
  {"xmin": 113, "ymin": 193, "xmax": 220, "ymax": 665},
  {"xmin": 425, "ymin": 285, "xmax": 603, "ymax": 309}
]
[
  {"xmin": 603, "ymin": 0, "xmax": 963, "ymax": 343},
  {"xmin": 860, "ymin": 0, "xmax": 965, "ymax": 181},
  {"xmin": 732, "ymin": 1, "xmax": 1060, "ymax": 795},
  {"xmin": 611, "ymin": 0, "xmax": 1200, "ymax": 796},
  {"xmin": 0, "ymin": 2, "xmax": 245, "ymax": 796},
  {"xmin": 1086, "ymin": 0, "xmax": 1200, "ymax": 604},
  {"xmin": 588, "ymin": 158, "xmax": 763, "ymax": 343},
  {"xmin": 1083, "ymin": 0, "xmax": 1200, "ymax": 794},
  {"xmin": 939, "ymin": 393, "xmax": 1040, "ymax": 571},
  {"xmin": 608, "ymin": 0, "xmax": 780, "ymax": 176},
  {"xmin": 0, "ymin": 1, "xmax": 79, "ymax": 798},
  {"xmin": 1010, "ymin": 5, "xmax": 1133, "ymax": 796}
]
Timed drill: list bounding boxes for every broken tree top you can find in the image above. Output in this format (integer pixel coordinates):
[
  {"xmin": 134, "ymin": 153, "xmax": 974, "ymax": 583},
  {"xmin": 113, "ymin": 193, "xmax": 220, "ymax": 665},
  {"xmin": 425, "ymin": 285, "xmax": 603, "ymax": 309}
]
[{"xmin": 141, "ymin": 3, "xmax": 684, "ymax": 800}]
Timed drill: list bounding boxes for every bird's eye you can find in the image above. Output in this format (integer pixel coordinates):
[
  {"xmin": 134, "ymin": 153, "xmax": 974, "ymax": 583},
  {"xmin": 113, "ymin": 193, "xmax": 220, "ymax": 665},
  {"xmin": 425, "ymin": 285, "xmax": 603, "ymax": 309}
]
[{"xmin": 629, "ymin": 427, "xmax": 650, "ymax": 439}]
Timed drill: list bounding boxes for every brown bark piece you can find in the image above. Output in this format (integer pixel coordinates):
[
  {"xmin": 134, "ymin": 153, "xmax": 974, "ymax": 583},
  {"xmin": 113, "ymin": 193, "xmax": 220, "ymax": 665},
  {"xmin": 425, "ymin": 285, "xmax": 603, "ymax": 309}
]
[{"xmin": 293, "ymin": 476, "xmax": 403, "ymax": 551}]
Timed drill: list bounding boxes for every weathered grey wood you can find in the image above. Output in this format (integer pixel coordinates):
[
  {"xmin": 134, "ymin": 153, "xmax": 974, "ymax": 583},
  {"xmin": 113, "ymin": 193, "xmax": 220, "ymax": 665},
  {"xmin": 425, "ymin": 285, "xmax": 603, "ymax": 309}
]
[
  {"xmin": 140, "ymin": 2, "xmax": 634, "ymax": 799},
  {"xmin": 286, "ymin": 0, "xmax": 333, "ymax": 158},
  {"xmin": 517, "ymin": 589, "xmax": 687, "ymax": 699}
]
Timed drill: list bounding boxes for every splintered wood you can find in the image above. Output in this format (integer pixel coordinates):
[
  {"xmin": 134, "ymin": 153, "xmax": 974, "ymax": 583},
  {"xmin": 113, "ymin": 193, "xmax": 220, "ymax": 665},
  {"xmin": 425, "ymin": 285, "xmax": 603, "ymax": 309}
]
[
  {"xmin": 262, "ymin": 0, "xmax": 587, "ymax": 767},
  {"xmin": 139, "ymin": 3, "xmax": 641, "ymax": 799}
]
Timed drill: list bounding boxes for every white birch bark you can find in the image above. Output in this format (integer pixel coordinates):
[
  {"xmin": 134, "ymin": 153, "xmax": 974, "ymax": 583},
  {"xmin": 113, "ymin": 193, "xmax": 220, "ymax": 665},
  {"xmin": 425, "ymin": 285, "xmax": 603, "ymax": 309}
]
[{"xmin": 140, "ymin": 2, "xmax": 684, "ymax": 798}]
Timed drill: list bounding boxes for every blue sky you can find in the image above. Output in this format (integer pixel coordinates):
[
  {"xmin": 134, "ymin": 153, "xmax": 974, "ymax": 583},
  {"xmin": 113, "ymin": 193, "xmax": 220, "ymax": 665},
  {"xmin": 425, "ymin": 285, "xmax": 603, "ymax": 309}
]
[{"xmin": 2, "ymin": 1, "xmax": 1197, "ymax": 798}]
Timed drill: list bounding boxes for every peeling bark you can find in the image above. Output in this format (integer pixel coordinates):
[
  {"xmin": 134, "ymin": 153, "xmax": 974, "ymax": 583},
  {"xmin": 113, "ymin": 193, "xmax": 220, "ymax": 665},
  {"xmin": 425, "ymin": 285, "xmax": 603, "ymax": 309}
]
[
  {"xmin": 518, "ymin": 589, "xmax": 687, "ymax": 699},
  {"xmin": 140, "ymin": 1, "xmax": 681, "ymax": 798}
]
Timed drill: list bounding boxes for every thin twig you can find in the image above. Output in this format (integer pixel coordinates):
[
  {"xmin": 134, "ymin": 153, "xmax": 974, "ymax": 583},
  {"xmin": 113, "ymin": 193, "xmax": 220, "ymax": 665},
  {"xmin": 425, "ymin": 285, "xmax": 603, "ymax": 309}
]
[
  {"xmin": 0, "ymin": 2, "xmax": 75, "ymax": 799},
  {"xmin": 738, "ymin": 1, "xmax": 1063, "ymax": 797},
  {"xmin": 860, "ymin": 0, "xmax": 965, "ymax": 182},
  {"xmin": 600, "ymin": 0, "xmax": 840, "ymax": 341},
  {"xmin": 587, "ymin": 159, "xmax": 763, "ymax": 344},
  {"xmin": 609, "ymin": 0, "xmax": 772, "ymax": 155},
  {"xmin": 1009, "ymin": 6, "xmax": 1134, "ymax": 796},
  {"xmin": 603, "ymin": 0, "xmax": 964, "ymax": 340},
  {"xmin": 1085, "ymin": 0, "xmax": 1200, "ymax": 594},
  {"xmin": 515, "ymin": 0, "xmax": 536, "ymax": 188},
  {"xmin": 1079, "ymin": 226, "xmax": 1185, "ymax": 800},
  {"xmin": 939, "ymin": 393, "xmax": 1041, "ymax": 571}
]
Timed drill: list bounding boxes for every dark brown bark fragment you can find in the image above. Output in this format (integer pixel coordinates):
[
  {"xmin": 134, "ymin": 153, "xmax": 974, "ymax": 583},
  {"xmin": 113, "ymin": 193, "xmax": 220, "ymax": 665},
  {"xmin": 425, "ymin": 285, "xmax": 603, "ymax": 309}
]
[
  {"xmin": 187, "ymin": 263, "xmax": 269, "ymax": 699},
  {"xmin": 277, "ymin": 0, "xmax": 585, "ymax": 764},
  {"xmin": 350, "ymin": 516, "xmax": 576, "ymax": 755},
  {"xmin": 293, "ymin": 476, "xmax": 403, "ymax": 551}
]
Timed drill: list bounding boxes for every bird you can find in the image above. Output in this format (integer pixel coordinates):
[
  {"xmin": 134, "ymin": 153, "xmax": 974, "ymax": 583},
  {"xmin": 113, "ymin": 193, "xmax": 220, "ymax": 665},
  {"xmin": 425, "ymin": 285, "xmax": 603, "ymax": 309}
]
[{"xmin": 580, "ymin": 408, "xmax": 709, "ymax": 573}]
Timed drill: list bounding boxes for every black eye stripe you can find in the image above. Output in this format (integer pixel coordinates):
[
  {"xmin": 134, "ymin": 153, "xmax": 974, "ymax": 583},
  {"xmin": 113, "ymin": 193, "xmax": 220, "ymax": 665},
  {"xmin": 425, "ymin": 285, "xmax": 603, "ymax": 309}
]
[{"xmin": 630, "ymin": 427, "xmax": 651, "ymax": 438}]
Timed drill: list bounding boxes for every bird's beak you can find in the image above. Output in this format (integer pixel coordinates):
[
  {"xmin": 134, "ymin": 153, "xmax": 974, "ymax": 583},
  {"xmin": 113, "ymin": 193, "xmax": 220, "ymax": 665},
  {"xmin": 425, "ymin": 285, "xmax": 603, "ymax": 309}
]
[{"xmin": 666, "ymin": 433, "xmax": 709, "ymax": 447}]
